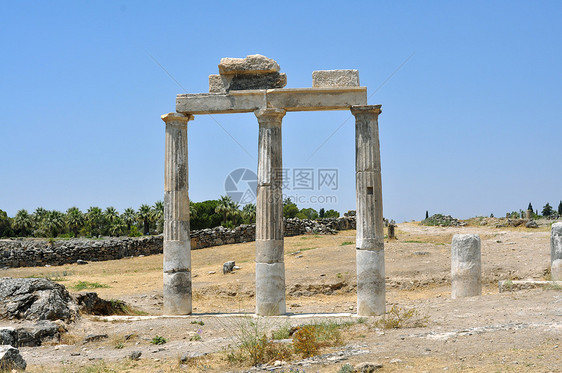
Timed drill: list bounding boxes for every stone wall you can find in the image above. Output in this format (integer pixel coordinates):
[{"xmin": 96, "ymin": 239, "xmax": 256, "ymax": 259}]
[{"xmin": 0, "ymin": 217, "xmax": 356, "ymax": 268}]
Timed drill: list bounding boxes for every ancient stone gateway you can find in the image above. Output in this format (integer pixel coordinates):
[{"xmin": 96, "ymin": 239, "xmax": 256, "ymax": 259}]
[{"xmin": 161, "ymin": 55, "xmax": 384, "ymax": 316}]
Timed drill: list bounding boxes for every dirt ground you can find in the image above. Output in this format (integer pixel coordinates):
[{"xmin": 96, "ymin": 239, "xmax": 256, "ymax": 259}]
[{"xmin": 1, "ymin": 222, "xmax": 560, "ymax": 372}]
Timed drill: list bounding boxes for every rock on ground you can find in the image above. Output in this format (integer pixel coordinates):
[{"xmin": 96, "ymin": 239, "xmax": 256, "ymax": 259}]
[
  {"xmin": 0, "ymin": 345, "xmax": 27, "ymax": 371},
  {"xmin": 75, "ymin": 292, "xmax": 123, "ymax": 315},
  {"xmin": 0, "ymin": 277, "xmax": 78, "ymax": 322},
  {"xmin": 354, "ymin": 361, "xmax": 383, "ymax": 372}
]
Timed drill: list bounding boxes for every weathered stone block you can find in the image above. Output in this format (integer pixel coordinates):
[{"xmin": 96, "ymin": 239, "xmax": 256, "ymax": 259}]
[
  {"xmin": 267, "ymin": 87, "xmax": 367, "ymax": 112},
  {"xmin": 209, "ymin": 74, "xmax": 228, "ymax": 93},
  {"xmin": 229, "ymin": 72, "xmax": 286, "ymax": 91},
  {"xmin": 218, "ymin": 54, "xmax": 280, "ymax": 75},
  {"xmin": 209, "ymin": 73, "xmax": 286, "ymax": 92},
  {"xmin": 451, "ymin": 234, "xmax": 481, "ymax": 298},
  {"xmin": 176, "ymin": 91, "xmax": 266, "ymax": 115},
  {"xmin": 312, "ymin": 70, "xmax": 360, "ymax": 88}
]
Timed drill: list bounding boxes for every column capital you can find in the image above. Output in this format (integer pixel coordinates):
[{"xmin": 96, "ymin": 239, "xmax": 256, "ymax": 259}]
[
  {"xmin": 161, "ymin": 112, "xmax": 194, "ymax": 125},
  {"xmin": 351, "ymin": 105, "xmax": 382, "ymax": 116},
  {"xmin": 254, "ymin": 108, "xmax": 286, "ymax": 123}
]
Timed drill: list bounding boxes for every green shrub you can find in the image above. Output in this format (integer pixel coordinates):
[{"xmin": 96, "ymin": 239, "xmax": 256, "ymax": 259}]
[
  {"xmin": 151, "ymin": 335, "xmax": 167, "ymax": 345},
  {"xmin": 71, "ymin": 281, "xmax": 110, "ymax": 291}
]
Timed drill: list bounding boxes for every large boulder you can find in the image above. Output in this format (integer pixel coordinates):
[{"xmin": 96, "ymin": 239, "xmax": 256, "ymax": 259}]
[
  {"xmin": 0, "ymin": 321, "xmax": 61, "ymax": 347},
  {"xmin": 0, "ymin": 278, "xmax": 78, "ymax": 322},
  {"xmin": 15, "ymin": 320, "xmax": 61, "ymax": 347},
  {"xmin": 0, "ymin": 345, "xmax": 26, "ymax": 371}
]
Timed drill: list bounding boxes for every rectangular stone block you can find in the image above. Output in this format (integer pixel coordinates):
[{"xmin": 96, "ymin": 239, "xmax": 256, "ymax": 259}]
[
  {"xmin": 176, "ymin": 91, "xmax": 266, "ymax": 114},
  {"xmin": 267, "ymin": 87, "xmax": 367, "ymax": 111},
  {"xmin": 209, "ymin": 74, "xmax": 228, "ymax": 93},
  {"xmin": 312, "ymin": 70, "xmax": 360, "ymax": 88}
]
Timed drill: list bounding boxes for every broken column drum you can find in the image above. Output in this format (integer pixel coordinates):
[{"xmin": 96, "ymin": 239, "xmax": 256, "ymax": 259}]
[
  {"xmin": 451, "ymin": 234, "xmax": 482, "ymax": 298},
  {"xmin": 551, "ymin": 222, "xmax": 562, "ymax": 281},
  {"xmin": 165, "ymin": 54, "xmax": 384, "ymax": 315},
  {"xmin": 161, "ymin": 113, "xmax": 193, "ymax": 315},
  {"xmin": 352, "ymin": 105, "xmax": 385, "ymax": 316}
]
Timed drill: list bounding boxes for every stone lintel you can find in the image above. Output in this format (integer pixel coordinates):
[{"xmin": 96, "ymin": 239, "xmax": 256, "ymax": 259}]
[
  {"xmin": 176, "ymin": 87, "xmax": 368, "ymax": 115},
  {"xmin": 176, "ymin": 90, "xmax": 266, "ymax": 115},
  {"xmin": 267, "ymin": 87, "xmax": 367, "ymax": 111}
]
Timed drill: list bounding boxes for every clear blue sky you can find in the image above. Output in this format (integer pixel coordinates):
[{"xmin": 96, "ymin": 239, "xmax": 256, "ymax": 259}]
[{"xmin": 1, "ymin": 1, "xmax": 561, "ymax": 222}]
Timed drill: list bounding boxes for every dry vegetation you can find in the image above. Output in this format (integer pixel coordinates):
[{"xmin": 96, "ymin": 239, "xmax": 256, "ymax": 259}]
[{"xmin": 1, "ymin": 221, "xmax": 560, "ymax": 372}]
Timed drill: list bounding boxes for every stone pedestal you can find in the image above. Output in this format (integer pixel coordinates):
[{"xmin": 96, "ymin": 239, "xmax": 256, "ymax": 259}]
[
  {"xmin": 351, "ymin": 105, "xmax": 385, "ymax": 316},
  {"xmin": 254, "ymin": 108, "xmax": 286, "ymax": 316},
  {"xmin": 161, "ymin": 112, "xmax": 193, "ymax": 315},
  {"xmin": 451, "ymin": 234, "xmax": 482, "ymax": 298},
  {"xmin": 551, "ymin": 222, "xmax": 562, "ymax": 281}
]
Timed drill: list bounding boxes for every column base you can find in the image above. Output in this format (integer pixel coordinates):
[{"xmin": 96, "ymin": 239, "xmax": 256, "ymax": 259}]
[
  {"xmin": 255, "ymin": 262, "xmax": 286, "ymax": 316},
  {"xmin": 356, "ymin": 249, "xmax": 385, "ymax": 316},
  {"xmin": 163, "ymin": 271, "xmax": 192, "ymax": 315}
]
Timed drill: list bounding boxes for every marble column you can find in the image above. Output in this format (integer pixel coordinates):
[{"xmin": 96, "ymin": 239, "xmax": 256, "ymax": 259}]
[
  {"xmin": 551, "ymin": 222, "xmax": 562, "ymax": 281},
  {"xmin": 161, "ymin": 112, "xmax": 193, "ymax": 315},
  {"xmin": 351, "ymin": 105, "xmax": 385, "ymax": 316},
  {"xmin": 451, "ymin": 234, "xmax": 482, "ymax": 298},
  {"xmin": 254, "ymin": 108, "xmax": 286, "ymax": 316}
]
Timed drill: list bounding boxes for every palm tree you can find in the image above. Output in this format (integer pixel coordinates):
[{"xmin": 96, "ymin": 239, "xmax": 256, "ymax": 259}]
[
  {"xmin": 215, "ymin": 195, "xmax": 235, "ymax": 225},
  {"xmin": 65, "ymin": 207, "xmax": 84, "ymax": 237},
  {"xmin": 32, "ymin": 207, "xmax": 48, "ymax": 227},
  {"xmin": 104, "ymin": 207, "xmax": 119, "ymax": 224},
  {"xmin": 122, "ymin": 208, "xmax": 137, "ymax": 233},
  {"xmin": 138, "ymin": 204, "xmax": 152, "ymax": 235},
  {"xmin": 86, "ymin": 206, "xmax": 104, "ymax": 237},
  {"xmin": 13, "ymin": 209, "xmax": 33, "ymax": 236},
  {"xmin": 152, "ymin": 201, "xmax": 164, "ymax": 234},
  {"xmin": 242, "ymin": 203, "xmax": 256, "ymax": 224},
  {"xmin": 44, "ymin": 210, "xmax": 65, "ymax": 237},
  {"xmin": 109, "ymin": 217, "xmax": 126, "ymax": 237}
]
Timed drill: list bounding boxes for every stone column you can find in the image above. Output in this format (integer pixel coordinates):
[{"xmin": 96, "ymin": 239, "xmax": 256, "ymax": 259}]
[
  {"xmin": 254, "ymin": 108, "xmax": 286, "ymax": 316},
  {"xmin": 451, "ymin": 234, "xmax": 482, "ymax": 298},
  {"xmin": 161, "ymin": 112, "xmax": 193, "ymax": 315},
  {"xmin": 351, "ymin": 105, "xmax": 385, "ymax": 316},
  {"xmin": 551, "ymin": 222, "xmax": 562, "ymax": 281}
]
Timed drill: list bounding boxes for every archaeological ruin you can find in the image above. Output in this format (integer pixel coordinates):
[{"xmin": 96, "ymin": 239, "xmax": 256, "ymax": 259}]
[{"xmin": 161, "ymin": 55, "xmax": 384, "ymax": 316}]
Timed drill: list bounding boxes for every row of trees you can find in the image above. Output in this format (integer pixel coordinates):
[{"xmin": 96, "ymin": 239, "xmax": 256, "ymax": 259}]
[
  {"xmin": 0, "ymin": 197, "xmax": 340, "ymax": 238},
  {"xmin": 505, "ymin": 201, "xmax": 562, "ymax": 219},
  {"xmin": 0, "ymin": 203, "xmax": 163, "ymax": 239}
]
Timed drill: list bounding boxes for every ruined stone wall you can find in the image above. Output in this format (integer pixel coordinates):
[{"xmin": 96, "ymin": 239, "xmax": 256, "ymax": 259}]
[{"xmin": 0, "ymin": 217, "xmax": 355, "ymax": 268}]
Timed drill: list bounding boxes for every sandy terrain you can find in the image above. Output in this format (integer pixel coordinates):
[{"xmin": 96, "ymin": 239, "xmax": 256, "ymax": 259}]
[{"xmin": 1, "ymin": 222, "xmax": 560, "ymax": 372}]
